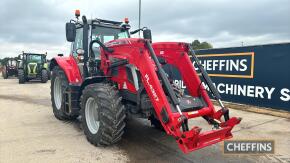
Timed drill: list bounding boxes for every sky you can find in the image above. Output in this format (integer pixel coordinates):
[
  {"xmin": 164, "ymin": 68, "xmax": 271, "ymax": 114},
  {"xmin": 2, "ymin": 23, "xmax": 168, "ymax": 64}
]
[{"xmin": 0, "ymin": 0, "xmax": 289, "ymax": 59}]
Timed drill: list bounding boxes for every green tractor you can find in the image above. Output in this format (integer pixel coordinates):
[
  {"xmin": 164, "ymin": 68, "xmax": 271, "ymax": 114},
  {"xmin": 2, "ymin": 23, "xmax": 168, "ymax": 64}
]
[{"xmin": 18, "ymin": 52, "xmax": 50, "ymax": 84}]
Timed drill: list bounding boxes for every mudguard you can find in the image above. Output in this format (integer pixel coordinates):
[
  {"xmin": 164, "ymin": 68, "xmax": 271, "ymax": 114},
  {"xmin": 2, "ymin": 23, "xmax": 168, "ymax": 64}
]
[{"xmin": 50, "ymin": 55, "xmax": 83, "ymax": 84}]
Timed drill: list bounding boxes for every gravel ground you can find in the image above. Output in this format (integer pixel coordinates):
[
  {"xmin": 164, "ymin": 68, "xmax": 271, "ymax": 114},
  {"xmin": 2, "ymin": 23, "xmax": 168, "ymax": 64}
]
[{"xmin": 0, "ymin": 77, "xmax": 289, "ymax": 163}]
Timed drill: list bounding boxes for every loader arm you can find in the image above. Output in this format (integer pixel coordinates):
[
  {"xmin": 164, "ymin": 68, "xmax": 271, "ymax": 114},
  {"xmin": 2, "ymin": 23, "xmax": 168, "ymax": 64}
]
[{"xmin": 102, "ymin": 38, "xmax": 241, "ymax": 153}]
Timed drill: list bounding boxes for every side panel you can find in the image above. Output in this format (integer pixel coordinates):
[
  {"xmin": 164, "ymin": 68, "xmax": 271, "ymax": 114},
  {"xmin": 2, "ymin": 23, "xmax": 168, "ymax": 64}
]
[{"xmin": 50, "ymin": 56, "xmax": 83, "ymax": 84}]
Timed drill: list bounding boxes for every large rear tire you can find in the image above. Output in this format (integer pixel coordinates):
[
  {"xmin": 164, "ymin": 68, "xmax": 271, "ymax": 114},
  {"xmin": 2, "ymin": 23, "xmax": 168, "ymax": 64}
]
[
  {"xmin": 51, "ymin": 66, "xmax": 77, "ymax": 120},
  {"xmin": 80, "ymin": 83, "xmax": 126, "ymax": 146},
  {"xmin": 18, "ymin": 69, "xmax": 25, "ymax": 84},
  {"xmin": 41, "ymin": 69, "xmax": 48, "ymax": 83}
]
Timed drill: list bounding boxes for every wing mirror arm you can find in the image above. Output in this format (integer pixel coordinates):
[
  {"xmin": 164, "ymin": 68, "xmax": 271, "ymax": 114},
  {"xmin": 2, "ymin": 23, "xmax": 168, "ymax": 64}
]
[
  {"xmin": 89, "ymin": 39, "xmax": 114, "ymax": 58},
  {"xmin": 130, "ymin": 27, "xmax": 147, "ymax": 35},
  {"xmin": 130, "ymin": 27, "xmax": 152, "ymax": 42}
]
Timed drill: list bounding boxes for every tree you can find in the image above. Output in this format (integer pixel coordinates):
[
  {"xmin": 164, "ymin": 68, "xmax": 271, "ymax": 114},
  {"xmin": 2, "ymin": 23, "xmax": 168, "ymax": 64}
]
[
  {"xmin": 0, "ymin": 58, "xmax": 8, "ymax": 65},
  {"xmin": 191, "ymin": 39, "xmax": 213, "ymax": 50}
]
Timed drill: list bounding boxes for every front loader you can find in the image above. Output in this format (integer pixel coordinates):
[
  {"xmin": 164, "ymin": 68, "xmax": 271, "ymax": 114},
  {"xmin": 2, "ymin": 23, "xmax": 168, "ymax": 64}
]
[{"xmin": 50, "ymin": 10, "xmax": 241, "ymax": 153}]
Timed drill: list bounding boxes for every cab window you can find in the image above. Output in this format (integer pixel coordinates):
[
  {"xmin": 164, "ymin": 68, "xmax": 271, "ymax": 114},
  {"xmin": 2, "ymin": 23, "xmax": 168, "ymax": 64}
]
[
  {"xmin": 91, "ymin": 26, "xmax": 129, "ymax": 59},
  {"xmin": 72, "ymin": 28, "xmax": 83, "ymax": 57},
  {"xmin": 28, "ymin": 55, "xmax": 42, "ymax": 63}
]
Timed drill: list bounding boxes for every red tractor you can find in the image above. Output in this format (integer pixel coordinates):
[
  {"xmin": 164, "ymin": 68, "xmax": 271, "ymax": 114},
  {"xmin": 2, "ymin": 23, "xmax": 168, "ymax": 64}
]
[
  {"xmin": 50, "ymin": 10, "xmax": 241, "ymax": 153},
  {"xmin": 1, "ymin": 58, "xmax": 18, "ymax": 79}
]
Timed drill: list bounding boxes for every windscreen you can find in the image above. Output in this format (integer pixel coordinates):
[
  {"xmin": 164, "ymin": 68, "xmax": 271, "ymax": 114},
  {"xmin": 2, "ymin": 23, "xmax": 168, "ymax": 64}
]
[
  {"xmin": 91, "ymin": 26, "xmax": 129, "ymax": 59},
  {"xmin": 8, "ymin": 60, "xmax": 17, "ymax": 66},
  {"xmin": 27, "ymin": 55, "xmax": 42, "ymax": 63},
  {"xmin": 11, "ymin": 60, "xmax": 17, "ymax": 66}
]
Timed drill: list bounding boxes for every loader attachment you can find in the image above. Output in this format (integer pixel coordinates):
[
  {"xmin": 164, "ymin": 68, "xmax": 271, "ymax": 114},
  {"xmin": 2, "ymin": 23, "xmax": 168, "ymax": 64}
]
[
  {"xmin": 104, "ymin": 38, "xmax": 241, "ymax": 153},
  {"xmin": 147, "ymin": 41, "xmax": 242, "ymax": 153}
]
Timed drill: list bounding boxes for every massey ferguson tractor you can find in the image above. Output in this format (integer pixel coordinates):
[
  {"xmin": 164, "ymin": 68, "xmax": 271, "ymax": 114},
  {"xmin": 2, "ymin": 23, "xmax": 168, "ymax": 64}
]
[
  {"xmin": 1, "ymin": 58, "xmax": 18, "ymax": 79},
  {"xmin": 18, "ymin": 52, "xmax": 49, "ymax": 84},
  {"xmin": 50, "ymin": 10, "xmax": 241, "ymax": 153}
]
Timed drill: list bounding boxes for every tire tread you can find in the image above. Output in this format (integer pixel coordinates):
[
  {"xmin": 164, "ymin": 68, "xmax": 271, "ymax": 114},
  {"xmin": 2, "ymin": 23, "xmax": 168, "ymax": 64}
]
[{"xmin": 81, "ymin": 83, "xmax": 126, "ymax": 146}]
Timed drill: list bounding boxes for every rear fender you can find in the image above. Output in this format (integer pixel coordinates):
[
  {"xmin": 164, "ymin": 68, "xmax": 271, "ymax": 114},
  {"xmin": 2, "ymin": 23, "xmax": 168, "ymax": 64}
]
[{"xmin": 50, "ymin": 56, "xmax": 83, "ymax": 84}]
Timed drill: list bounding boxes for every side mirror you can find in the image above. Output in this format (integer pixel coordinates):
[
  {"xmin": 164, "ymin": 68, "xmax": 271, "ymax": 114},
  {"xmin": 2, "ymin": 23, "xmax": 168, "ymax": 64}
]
[
  {"xmin": 66, "ymin": 22, "xmax": 76, "ymax": 42},
  {"xmin": 143, "ymin": 29, "xmax": 152, "ymax": 42}
]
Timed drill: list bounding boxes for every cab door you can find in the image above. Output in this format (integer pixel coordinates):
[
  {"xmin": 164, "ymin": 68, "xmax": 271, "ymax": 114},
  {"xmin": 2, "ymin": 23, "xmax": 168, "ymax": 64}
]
[{"xmin": 71, "ymin": 28, "xmax": 84, "ymax": 77}]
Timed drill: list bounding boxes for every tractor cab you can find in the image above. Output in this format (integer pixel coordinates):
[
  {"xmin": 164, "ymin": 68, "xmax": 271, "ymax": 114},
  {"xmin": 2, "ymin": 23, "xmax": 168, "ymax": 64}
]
[
  {"xmin": 27, "ymin": 54, "xmax": 44, "ymax": 63},
  {"xmin": 7, "ymin": 59, "xmax": 18, "ymax": 67},
  {"xmin": 71, "ymin": 19, "xmax": 130, "ymax": 59},
  {"xmin": 68, "ymin": 18, "xmax": 130, "ymax": 77},
  {"xmin": 65, "ymin": 10, "xmax": 151, "ymax": 78}
]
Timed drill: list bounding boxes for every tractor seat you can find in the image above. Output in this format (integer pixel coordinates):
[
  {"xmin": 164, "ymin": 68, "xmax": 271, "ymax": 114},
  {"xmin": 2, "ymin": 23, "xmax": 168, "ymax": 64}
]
[{"xmin": 178, "ymin": 96, "xmax": 207, "ymax": 112}]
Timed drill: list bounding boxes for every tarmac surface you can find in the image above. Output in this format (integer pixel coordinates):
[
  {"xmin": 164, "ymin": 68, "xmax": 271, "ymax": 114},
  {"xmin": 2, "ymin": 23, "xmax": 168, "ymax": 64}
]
[{"xmin": 0, "ymin": 77, "xmax": 290, "ymax": 163}]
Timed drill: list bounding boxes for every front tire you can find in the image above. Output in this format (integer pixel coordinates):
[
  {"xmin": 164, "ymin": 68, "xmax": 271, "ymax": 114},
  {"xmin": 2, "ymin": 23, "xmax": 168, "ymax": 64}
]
[
  {"xmin": 51, "ymin": 66, "xmax": 77, "ymax": 120},
  {"xmin": 18, "ymin": 69, "xmax": 25, "ymax": 84},
  {"xmin": 80, "ymin": 83, "xmax": 126, "ymax": 146},
  {"xmin": 3, "ymin": 66, "xmax": 8, "ymax": 79},
  {"xmin": 47, "ymin": 70, "xmax": 51, "ymax": 80},
  {"xmin": 3, "ymin": 72, "xmax": 8, "ymax": 79},
  {"xmin": 149, "ymin": 114, "xmax": 164, "ymax": 131},
  {"xmin": 41, "ymin": 69, "xmax": 48, "ymax": 83}
]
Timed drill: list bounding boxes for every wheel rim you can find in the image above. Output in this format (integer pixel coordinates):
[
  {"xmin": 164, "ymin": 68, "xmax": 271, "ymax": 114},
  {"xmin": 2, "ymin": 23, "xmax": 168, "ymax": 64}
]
[
  {"xmin": 54, "ymin": 77, "xmax": 62, "ymax": 110},
  {"xmin": 85, "ymin": 97, "xmax": 100, "ymax": 134}
]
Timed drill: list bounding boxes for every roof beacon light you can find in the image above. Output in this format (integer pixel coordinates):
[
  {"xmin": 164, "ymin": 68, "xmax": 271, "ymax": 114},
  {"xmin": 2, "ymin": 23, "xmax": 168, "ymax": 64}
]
[
  {"xmin": 75, "ymin": 10, "xmax": 80, "ymax": 19},
  {"xmin": 124, "ymin": 17, "xmax": 129, "ymax": 24}
]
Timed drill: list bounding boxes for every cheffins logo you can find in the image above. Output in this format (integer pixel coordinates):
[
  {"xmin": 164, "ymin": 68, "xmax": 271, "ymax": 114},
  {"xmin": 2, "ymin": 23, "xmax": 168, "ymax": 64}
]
[
  {"xmin": 193, "ymin": 52, "xmax": 255, "ymax": 78},
  {"xmin": 223, "ymin": 140, "xmax": 275, "ymax": 154}
]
